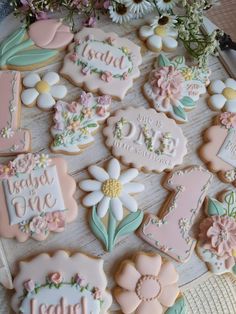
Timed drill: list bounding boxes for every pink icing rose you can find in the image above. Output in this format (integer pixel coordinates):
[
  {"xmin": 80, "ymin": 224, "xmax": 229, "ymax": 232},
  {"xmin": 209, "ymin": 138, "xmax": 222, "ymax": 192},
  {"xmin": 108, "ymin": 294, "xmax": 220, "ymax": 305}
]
[
  {"xmin": 0, "ymin": 162, "xmax": 15, "ymax": 179},
  {"xmin": 97, "ymin": 95, "xmax": 112, "ymax": 106},
  {"xmin": 70, "ymin": 52, "xmax": 79, "ymax": 63},
  {"xmin": 24, "ymin": 279, "xmax": 35, "ymax": 292},
  {"xmin": 219, "ymin": 112, "xmax": 236, "ymax": 129},
  {"xmin": 13, "ymin": 153, "xmax": 36, "ymax": 174},
  {"xmin": 106, "ymin": 36, "xmax": 115, "ymax": 45},
  {"xmin": 150, "ymin": 66, "xmax": 184, "ymax": 108},
  {"xmin": 75, "ymin": 273, "xmax": 86, "ymax": 286},
  {"xmin": 29, "ymin": 216, "xmax": 48, "ymax": 234},
  {"xmin": 199, "ymin": 215, "xmax": 236, "ymax": 257},
  {"xmin": 96, "ymin": 106, "xmax": 106, "ymax": 117},
  {"xmin": 81, "ymin": 66, "xmax": 91, "ymax": 76},
  {"xmin": 46, "ymin": 211, "xmax": 66, "ymax": 232},
  {"xmin": 101, "ymin": 71, "xmax": 112, "ymax": 83},
  {"xmin": 80, "ymin": 91, "xmax": 93, "ymax": 106},
  {"xmin": 67, "ymin": 101, "xmax": 80, "ymax": 113},
  {"xmin": 49, "ymin": 272, "xmax": 63, "ymax": 285}
]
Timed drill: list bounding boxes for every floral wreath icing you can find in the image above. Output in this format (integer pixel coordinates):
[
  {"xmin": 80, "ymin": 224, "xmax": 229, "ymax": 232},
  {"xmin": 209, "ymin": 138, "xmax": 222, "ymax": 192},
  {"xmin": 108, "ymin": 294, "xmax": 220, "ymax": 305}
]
[
  {"xmin": 207, "ymin": 78, "xmax": 236, "ymax": 112},
  {"xmin": 0, "ymin": 153, "xmax": 77, "ymax": 242},
  {"xmin": 200, "ymin": 112, "xmax": 236, "ymax": 185},
  {"xmin": 114, "ymin": 252, "xmax": 180, "ymax": 314},
  {"xmin": 0, "ymin": 19, "xmax": 73, "ymax": 70},
  {"xmin": 143, "ymin": 54, "xmax": 210, "ymax": 123},
  {"xmin": 138, "ymin": 166, "xmax": 213, "ymax": 263},
  {"xmin": 51, "ymin": 92, "xmax": 111, "ymax": 154},
  {"xmin": 79, "ymin": 158, "xmax": 144, "ymax": 251},
  {"xmin": 11, "ymin": 250, "xmax": 112, "ymax": 314},
  {"xmin": 103, "ymin": 107, "xmax": 187, "ymax": 172},
  {"xmin": 0, "ymin": 71, "xmax": 31, "ymax": 156},
  {"xmin": 21, "ymin": 72, "xmax": 67, "ymax": 110},
  {"xmin": 60, "ymin": 28, "xmax": 142, "ymax": 100},
  {"xmin": 197, "ymin": 190, "xmax": 236, "ymax": 276}
]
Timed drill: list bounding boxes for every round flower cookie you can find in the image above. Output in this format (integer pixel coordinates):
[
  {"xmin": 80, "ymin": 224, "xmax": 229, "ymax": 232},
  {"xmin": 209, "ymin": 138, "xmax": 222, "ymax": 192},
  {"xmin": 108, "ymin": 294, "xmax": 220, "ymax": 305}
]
[
  {"xmin": 197, "ymin": 191, "xmax": 236, "ymax": 276},
  {"xmin": 50, "ymin": 92, "xmax": 111, "ymax": 155},
  {"xmin": 11, "ymin": 251, "xmax": 112, "ymax": 314},
  {"xmin": 208, "ymin": 78, "xmax": 236, "ymax": 112},
  {"xmin": 143, "ymin": 54, "xmax": 209, "ymax": 123},
  {"xmin": 0, "ymin": 19, "xmax": 73, "ymax": 71},
  {"xmin": 139, "ymin": 16, "xmax": 178, "ymax": 52},
  {"xmin": 60, "ymin": 27, "xmax": 142, "ymax": 100},
  {"xmin": 114, "ymin": 252, "xmax": 184, "ymax": 314},
  {"xmin": 21, "ymin": 72, "xmax": 67, "ymax": 110},
  {"xmin": 199, "ymin": 113, "xmax": 236, "ymax": 185},
  {"xmin": 103, "ymin": 107, "xmax": 187, "ymax": 172},
  {"xmin": 79, "ymin": 158, "xmax": 144, "ymax": 251},
  {"xmin": 0, "ymin": 153, "xmax": 77, "ymax": 242}
]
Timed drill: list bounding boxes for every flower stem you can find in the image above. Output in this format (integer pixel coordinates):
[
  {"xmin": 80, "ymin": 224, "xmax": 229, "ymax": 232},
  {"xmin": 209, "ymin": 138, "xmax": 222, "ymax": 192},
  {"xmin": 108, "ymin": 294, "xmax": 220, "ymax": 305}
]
[{"xmin": 107, "ymin": 209, "xmax": 117, "ymax": 252}]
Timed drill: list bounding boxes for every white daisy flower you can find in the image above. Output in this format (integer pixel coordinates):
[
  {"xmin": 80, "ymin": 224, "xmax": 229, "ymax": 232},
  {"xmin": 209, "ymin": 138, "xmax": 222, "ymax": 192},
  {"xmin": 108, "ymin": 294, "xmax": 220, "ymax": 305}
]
[
  {"xmin": 79, "ymin": 158, "xmax": 144, "ymax": 221},
  {"xmin": 124, "ymin": 0, "xmax": 154, "ymax": 16},
  {"xmin": 208, "ymin": 78, "xmax": 236, "ymax": 112},
  {"xmin": 109, "ymin": 1, "xmax": 133, "ymax": 24},
  {"xmin": 35, "ymin": 154, "xmax": 51, "ymax": 168},
  {"xmin": 21, "ymin": 72, "xmax": 67, "ymax": 110},
  {"xmin": 139, "ymin": 15, "xmax": 178, "ymax": 52},
  {"xmin": 155, "ymin": 0, "xmax": 179, "ymax": 11},
  {"xmin": 0, "ymin": 127, "xmax": 14, "ymax": 138}
]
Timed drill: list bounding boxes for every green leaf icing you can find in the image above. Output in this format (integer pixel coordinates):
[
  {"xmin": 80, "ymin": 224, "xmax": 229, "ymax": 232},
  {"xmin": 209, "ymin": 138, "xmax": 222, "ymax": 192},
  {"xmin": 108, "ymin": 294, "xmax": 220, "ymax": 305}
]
[
  {"xmin": 173, "ymin": 105, "xmax": 187, "ymax": 121},
  {"xmin": 0, "ymin": 27, "xmax": 26, "ymax": 56},
  {"xmin": 7, "ymin": 49, "xmax": 57, "ymax": 66},
  {"xmin": 166, "ymin": 297, "xmax": 187, "ymax": 314},
  {"xmin": 232, "ymin": 264, "xmax": 236, "ymax": 275},
  {"xmin": 89, "ymin": 206, "xmax": 109, "ymax": 250},
  {"xmin": 180, "ymin": 96, "xmax": 195, "ymax": 108},
  {"xmin": 114, "ymin": 210, "xmax": 144, "ymax": 243},
  {"xmin": 207, "ymin": 198, "xmax": 225, "ymax": 216},
  {"xmin": 158, "ymin": 54, "xmax": 171, "ymax": 67}
]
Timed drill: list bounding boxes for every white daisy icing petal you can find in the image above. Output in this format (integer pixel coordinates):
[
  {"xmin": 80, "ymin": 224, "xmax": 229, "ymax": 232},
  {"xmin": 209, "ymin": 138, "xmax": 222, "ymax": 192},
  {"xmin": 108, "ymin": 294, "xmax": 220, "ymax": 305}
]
[
  {"xmin": 208, "ymin": 78, "xmax": 236, "ymax": 112},
  {"xmin": 21, "ymin": 72, "xmax": 67, "ymax": 110},
  {"xmin": 79, "ymin": 158, "xmax": 144, "ymax": 251},
  {"xmin": 109, "ymin": 2, "xmax": 133, "ymax": 24},
  {"xmin": 139, "ymin": 15, "xmax": 178, "ymax": 52},
  {"xmin": 156, "ymin": 0, "xmax": 178, "ymax": 11},
  {"xmin": 124, "ymin": 0, "xmax": 154, "ymax": 17}
]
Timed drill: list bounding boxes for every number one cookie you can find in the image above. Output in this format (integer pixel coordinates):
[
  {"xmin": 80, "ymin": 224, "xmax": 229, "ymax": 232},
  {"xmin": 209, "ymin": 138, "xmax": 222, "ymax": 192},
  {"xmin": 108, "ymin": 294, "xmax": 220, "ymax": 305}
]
[
  {"xmin": 0, "ymin": 71, "xmax": 31, "ymax": 155},
  {"xmin": 138, "ymin": 166, "xmax": 213, "ymax": 263}
]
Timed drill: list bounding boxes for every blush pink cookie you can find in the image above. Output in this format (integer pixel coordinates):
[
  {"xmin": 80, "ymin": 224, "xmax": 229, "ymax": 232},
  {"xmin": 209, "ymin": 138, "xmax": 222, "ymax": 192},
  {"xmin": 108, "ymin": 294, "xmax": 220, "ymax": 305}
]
[
  {"xmin": 11, "ymin": 250, "xmax": 112, "ymax": 314},
  {"xmin": 0, "ymin": 71, "xmax": 31, "ymax": 156},
  {"xmin": 0, "ymin": 19, "xmax": 73, "ymax": 70},
  {"xmin": 103, "ymin": 107, "xmax": 187, "ymax": 172},
  {"xmin": 0, "ymin": 153, "xmax": 77, "ymax": 242},
  {"xmin": 114, "ymin": 252, "xmax": 180, "ymax": 314},
  {"xmin": 199, "ymin": 113, "xmax": 236, "ymax": 185},
  {"xmin": 197, "ymin": 190, "xmax": 236, "ymax": 276},
  {"xmin": 138, "ymin": 166, "xmax": 213, "ymax": 263},
  {"xmin": 60, "ymin": 28, "xmax": 142, "ymax": 100}
]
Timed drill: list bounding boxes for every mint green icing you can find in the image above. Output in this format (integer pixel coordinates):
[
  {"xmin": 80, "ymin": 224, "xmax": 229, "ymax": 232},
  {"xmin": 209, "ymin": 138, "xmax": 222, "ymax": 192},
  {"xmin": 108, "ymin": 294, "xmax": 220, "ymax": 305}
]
[
  {"xmin": 173, "ymin": 105, "xmax": 187, "ymax": 121},
  {"xmin": 7, "ymin": 48, "xmax": 57, "ymax": 66},
  {"xmin": 89, "ymin": 206, "xmax": 109, "ymax": 250},
  {"xmin": 180, "ymin": 96, "xmax": 195, "ymax": 108},
  {"xmin": 158, "ymin": 54, "xmax": 171, "ymax": 67},
  {"xmin": 107, "ymin": 210, "xmax": 117, "ymax": 252},
  {"xmin": 166, "ymin": 297, "xmax": 187, "ymax": 314},
  {"xmin": 0, "ymin": 27, "xmax": 26, "ymax": 56},
  {"xmin": 207, "ymin": 198, "xmax": 225, "ymax": 216}
]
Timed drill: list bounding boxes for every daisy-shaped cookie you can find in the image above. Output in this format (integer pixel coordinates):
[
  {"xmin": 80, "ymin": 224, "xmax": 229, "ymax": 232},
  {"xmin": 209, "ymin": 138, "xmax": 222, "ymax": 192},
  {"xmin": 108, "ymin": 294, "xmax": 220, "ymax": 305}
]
[
  {"xmin": 79, "ymin": 158, "xmax": 144, "ymax": 251},
  {"xmin": 114, "ymin": 252, "xmax": 181, "ymax": 314},
  {"xmin": 197, "ymin": 191, "xmax": 236, "ymax": 276},
  {"xmin": 208, "ymin": 78, "xmax": 236, "ymax": 112},
  {"xmin": 139, "ymin": 15, "xmax": 178, "ymax": 52},
  {"xmin": 21, "ymin": 72, "xmax": 67, "ymax": 110}
]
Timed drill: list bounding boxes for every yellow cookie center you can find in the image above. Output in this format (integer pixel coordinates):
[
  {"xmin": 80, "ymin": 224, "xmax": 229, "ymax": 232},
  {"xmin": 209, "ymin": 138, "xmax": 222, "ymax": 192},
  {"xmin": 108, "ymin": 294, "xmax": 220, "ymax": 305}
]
[
  {"xmin": 222, "ymin": 87, "xmax": 236, "ymax": 100},
  {"xmin": 102, "ymin": 179, "xmax": 122, "ymax": 198},
  {"xmin": 36, "ymin": 81, "xmax": 50, "ymax": 94},
  {"xmin": 154, "ymin": 26, "xmax": 167, "ymax": 37}
]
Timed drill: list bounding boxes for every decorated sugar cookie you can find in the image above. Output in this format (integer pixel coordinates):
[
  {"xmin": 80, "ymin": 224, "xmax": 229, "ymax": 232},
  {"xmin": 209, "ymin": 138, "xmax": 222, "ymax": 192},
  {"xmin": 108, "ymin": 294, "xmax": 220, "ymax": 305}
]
[
  {"xmin": 199, "ymin": 113, "xmax": 236, "ymax": 185},
  {"xmin": 79, "ymin": 158, "xmax": 144, "ymax": 251},
  {"xmin": 0, "ymin": 19, "xmax": 73, "ymax": 70},
  {"xmin": 138, "ymin": 166, "xmax": 213, "ymax": 263},
  {"xmin": 197, "ymin": 190, "xmax": 236, "ymax": 276},
  {"xmin": 114, "ymin": 252, "xmax": 183, "ymax": 314},
  {"xmin": 103, "ymin": 107, "xmax": 187, "ymax": 172},
  {"xmin": 11, "ymin": 250, "xmax": 112, "ymax": 314},
  {"xmin": 139, "ymin": 16, "xmax": 178, "ymax": 52},
  {"xmin": 0, "ymin": 71, "xmax": 31, "ymax": 156},
  {"xmin": 0, "ymin": 153, "xmax": 77, "ymax": 242},
  {"xmin": 60, "ymin": 27, "xmax": 142, "ymax": 100},
  {"xmin": 208, "ymin": 78, "xmax": 236, "ymax": 112},
  {"xmin": 50, "ymin": 92, "xmax": 111, "ymax": 154},
  {"xmin": 143, "ymin": 54, "xmax": 210, "ymax": 123},
  {"xmin": 21, "ymin": 72, "xmax": 67, "ymax": 110}
]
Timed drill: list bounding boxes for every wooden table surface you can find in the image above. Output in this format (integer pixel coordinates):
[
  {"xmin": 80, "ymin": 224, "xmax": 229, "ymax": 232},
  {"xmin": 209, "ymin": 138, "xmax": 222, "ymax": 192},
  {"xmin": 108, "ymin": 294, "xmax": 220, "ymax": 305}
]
[{"xmin": 0, "ymin": 10, "xmax": 233, "ymax": 314}]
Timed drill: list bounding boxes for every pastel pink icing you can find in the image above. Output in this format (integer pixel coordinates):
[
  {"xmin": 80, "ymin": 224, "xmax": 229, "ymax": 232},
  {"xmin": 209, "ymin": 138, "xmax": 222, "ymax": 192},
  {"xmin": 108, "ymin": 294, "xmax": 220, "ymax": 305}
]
[
  {"xmin": 29, "ymin": 19, "xmax": 74, "ymax": 49},
  {"xmin": 114, "ymin": 252, "xmax": 179, "ymax": 314}
]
